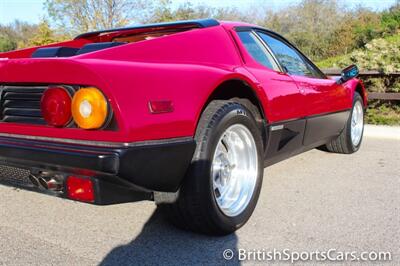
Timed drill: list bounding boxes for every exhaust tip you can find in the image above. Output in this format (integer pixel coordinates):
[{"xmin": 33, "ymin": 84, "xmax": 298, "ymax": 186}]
[
  {"xmin": 30, "ymin": 171, "xmax": 64, "ymax": 191},
  {"xmin": 28, "ymin": 174, "xmax": 40, "ymax": 187},
  {"xmin": 38, "ymin": 177, "xmax": 49, "ymax": 190}
]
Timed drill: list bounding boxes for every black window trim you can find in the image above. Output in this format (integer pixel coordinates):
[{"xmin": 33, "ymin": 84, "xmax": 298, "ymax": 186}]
[{"xmin": 235, "ymin": 26, "xmax": 327, "ymax": 79}]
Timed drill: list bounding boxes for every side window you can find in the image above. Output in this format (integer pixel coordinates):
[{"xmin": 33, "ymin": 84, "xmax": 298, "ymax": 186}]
[
  {"xmin": 257, "ymin": 32, "xmax": 322, "ymax": 78},
  {"xmin": 237, "ymin": 31, "xmax": 279, "ymax": 71}
]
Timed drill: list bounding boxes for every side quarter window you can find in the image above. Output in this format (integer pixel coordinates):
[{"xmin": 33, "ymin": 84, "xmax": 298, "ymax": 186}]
[
  {"xmin": 236, "ymin": 31, "xmax": 280, "ymax": 71},
  {"xmin": 257, "ymin": 32, "xmax": 324, "ymax": 79}
]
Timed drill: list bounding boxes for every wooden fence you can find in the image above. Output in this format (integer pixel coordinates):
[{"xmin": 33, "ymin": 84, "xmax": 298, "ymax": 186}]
[{"xmin": 322, "ymin": 69, "xmax": 400, "ymax": 101}]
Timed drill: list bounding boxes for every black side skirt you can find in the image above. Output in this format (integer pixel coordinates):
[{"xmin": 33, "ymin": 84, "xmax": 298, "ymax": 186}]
[{"xmin": 264, "ymin": 110, "xmax": 350, "ymax": 166}]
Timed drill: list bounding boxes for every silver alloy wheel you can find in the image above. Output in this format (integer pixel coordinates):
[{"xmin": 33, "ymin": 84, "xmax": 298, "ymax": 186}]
[
  {"xmin": 211, "ymin": 124, "xmax": 258, "ymax": 217},
  {"xmin": 351, "ymin": 101, "xmax": 364, "ymax": 146}
]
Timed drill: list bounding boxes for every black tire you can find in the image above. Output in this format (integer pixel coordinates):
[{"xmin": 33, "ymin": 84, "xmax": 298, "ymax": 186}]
[
  {"xmin": 325, "ymin": 92, "xmax": 364, "ymax": 154},
  {"xmin": 158, "ymin": 100, "xmax": 264, "ymax": 235}
]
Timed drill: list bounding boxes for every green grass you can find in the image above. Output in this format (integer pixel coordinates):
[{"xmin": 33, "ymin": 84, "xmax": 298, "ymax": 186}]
[
  {"xmin": 383, "ymin": 33, "xmax": 400, "ymax": 44},
  {"xmin": 316, "ymin": 54, "xmax": 348, "ymax": 69},
  {"xmin": 366, "ymin": 102, "xmax": 400, "ymax": 125}
]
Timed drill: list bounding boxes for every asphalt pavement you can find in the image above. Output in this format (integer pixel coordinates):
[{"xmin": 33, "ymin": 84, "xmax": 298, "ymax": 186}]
[{"xmin": 0, "ymin": 125, "xmax": 399, "ymax": 265}]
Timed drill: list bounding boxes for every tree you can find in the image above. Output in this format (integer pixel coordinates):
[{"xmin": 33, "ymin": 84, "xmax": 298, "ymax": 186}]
[
  {"xmin": 26, "ymin": 20, "xmax": 67, "ymax": 46},
  {"xmin": 261, "ymin": 0, "xmax": 346, "ymax": 61},
  {"xmin": 45, "ymin": 0, "xmax": 152, "ymax": 35},
  {"xmin": 0, "ymin": 20, "xmax": 39, "ymax": 49},
  {"xmin": 0, "ymin": 34, "xmax": 17, "ymax": 52},
  {"xmin": 0, "ymin": 19, "xmax": 68, "ymax": 49},
  {"xmin": 381, "ymin": 1, "xmax": 400, "ymax": 34},
  {"xmin": 149, "ymin": 0, "xmax": 249, "ymax": 23},
  {"xmin": 352, "ymin": 7, "xmax": 382, "ymax": 47}
]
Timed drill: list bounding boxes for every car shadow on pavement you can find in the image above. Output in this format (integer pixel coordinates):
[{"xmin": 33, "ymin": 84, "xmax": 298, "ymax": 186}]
[{"xmin": 100, "ymin": 208, "xmax": 239, "ymax": 265}]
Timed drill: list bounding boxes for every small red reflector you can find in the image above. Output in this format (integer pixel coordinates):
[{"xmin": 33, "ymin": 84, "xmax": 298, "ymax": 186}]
[
  {"xmin": 41, "ymin": 87, "xmax": 72, "ymax": 127},
  {"xmin": 148, "ymin": 100, "xmax": 174, "ymax": 114},
  {"xmin": 66, "ymin": 176, "xmax": 94, "ymax": 203}
]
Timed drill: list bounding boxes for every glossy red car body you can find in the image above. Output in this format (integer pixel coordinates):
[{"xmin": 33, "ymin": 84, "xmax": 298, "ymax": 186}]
[
  {"xmin": 0, "ymin": 20, "xmax": 366, "ymax": 143},
  {"xmin": 0, "ymin": 19, "xmax": 367, "ymax": 204}
]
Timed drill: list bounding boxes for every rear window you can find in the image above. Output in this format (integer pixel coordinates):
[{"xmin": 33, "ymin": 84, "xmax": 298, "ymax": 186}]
[{"xmin": 112, "ymin": 28, "xmax": 194, "ymax": 43}]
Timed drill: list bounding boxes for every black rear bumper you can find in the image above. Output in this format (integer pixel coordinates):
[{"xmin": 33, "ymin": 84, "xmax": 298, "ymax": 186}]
[{"xmin": 0, "ymin": 135, "xmax": 195, "ymax": 193}]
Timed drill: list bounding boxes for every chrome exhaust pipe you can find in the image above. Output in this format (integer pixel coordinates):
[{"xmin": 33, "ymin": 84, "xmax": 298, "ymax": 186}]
[
  {"xmin": 37, "ymin": 177, "xmax": 49, "ymax": 189},
  {"xmin": 38, "ymin": 176, "xmax": 63, "ymax": 191},
  {"xmin": 28, "ymin": 171, "xmax": 64, "ymax": 191},
  {"xmin": 28, "ymin": 174, "xmax": 40, "ymax": 188}
]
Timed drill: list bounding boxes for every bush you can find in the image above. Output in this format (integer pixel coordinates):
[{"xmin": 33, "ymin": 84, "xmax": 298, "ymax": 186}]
[
  {"xmin": 366, "ymin": 102, "xmax": 400, "ymax": 125},
  {"xmin": 327, "ymin": 36, "xmax": 400, "ymax": 73},
  {"xmin": 381, "ymin": 3, "xmax": 400, "ymax": 34},
  {"xmin": 0, "ymin": 34, "xmax": 17, "ymax": 52},
  {"xmin": 317, "ymin": 34, "xmax": 400, "ymax": 126}
]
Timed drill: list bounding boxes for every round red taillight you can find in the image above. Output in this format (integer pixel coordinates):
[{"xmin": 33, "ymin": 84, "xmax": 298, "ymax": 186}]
[{"xmin": 41, "ymin": 87, "xmax": 72, "ymax": 127}]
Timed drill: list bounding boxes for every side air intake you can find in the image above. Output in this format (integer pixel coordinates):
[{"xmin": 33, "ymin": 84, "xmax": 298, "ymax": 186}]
[
  {"xmin": 31, "ymin": 47, "xmax": 79, "ymax": 58},
  {"xmin": 31, "ymin": 42, "xmax": 126, "ymax": 58}
]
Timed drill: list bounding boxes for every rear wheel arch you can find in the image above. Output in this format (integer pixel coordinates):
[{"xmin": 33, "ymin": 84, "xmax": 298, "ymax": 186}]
[
  {"xmin": 199, "ymin": 79, "xmax": 268, "ymax": 150},
  {"xmin": 203, "ymin": 79, "xmax": 267, "ymax": 123}
]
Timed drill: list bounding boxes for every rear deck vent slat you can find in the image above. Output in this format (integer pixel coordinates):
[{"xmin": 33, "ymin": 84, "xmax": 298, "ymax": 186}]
[
  {"xmin": 3, "ymin": 108, "xmax": 43, "ymax": 117},
  {"xmin": 3, "ymin": 100, "xmax": 41, "ymax": 109},
  {"xmin": 0, "ymin": 86, "xmax": 47, "ymax": 125},
  {"xmin": 3, "ymin": 92, "xmax": 43, "ymax": 101}
]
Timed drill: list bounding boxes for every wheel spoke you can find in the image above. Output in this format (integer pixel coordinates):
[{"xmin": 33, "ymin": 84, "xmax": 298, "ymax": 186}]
[
  {"xmin": 221, "ymin": 137, "xmax": 229, "ymax": 153},
  {"xmin": 216, "ymin": 143, "xmax": 227, "ymax": 157},
  {"xmin": 211, "ymin": 124, "xmax": 258, "ymax": 217}
]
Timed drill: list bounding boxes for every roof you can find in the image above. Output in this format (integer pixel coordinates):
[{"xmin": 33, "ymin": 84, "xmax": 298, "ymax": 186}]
[
  {"xmin": 219, "ymin": 21, "xmax": 257, "ymax": 29},
  {"xmin": 75, "ymin": 18, "xmax": 220, "ymax": 40}
]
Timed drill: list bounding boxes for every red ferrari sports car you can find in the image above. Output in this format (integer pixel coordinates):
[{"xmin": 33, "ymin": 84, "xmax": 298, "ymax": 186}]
[{"xmin": 0, "ymin": 19, "xmax": 366, "ymax": 235}]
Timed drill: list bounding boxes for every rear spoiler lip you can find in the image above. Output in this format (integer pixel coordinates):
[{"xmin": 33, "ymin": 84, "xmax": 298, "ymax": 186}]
[{"xmin": 74, "ymin": 18, "xmax": 220, "ymax": 40}]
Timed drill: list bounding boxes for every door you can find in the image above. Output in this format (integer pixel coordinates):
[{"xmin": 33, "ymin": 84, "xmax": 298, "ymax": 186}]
[
  {"xmin": 256, "ymin": 31, "xmax": 350, "ymax": 147},
  {"xmin": 235, "ymin": 30, "xmax": 306, "ymax": 164},
  {"xmin": 235, "ymin": 30, "xmax": 307, "ymax": 122}
]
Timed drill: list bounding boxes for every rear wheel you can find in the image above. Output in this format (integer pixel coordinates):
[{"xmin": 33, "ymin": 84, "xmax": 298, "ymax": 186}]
[
  {"xmin": 325, "ymin": 92, "xmax": 364, "ymax": 154},
  {"xmin": 158, "ymin": 100, "xmax": 264, "ymax": 235}
]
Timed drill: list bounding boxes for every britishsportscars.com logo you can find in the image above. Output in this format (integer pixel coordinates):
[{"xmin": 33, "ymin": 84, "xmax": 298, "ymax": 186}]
[{"xmin": 222, "ymin": 248, "xmax": 392, "ymax": 263}]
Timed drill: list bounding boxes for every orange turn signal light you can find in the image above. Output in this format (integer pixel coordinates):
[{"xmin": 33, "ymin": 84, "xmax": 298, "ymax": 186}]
[{"xmin": 71, "ymin": 87, "xmax": 108, "ymax": 129}]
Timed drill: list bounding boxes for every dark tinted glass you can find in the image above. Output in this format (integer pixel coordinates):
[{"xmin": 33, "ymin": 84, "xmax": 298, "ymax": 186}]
[
  {"xmin": 237, "ymin": 31, "xmax": 278, "ymax": 70},
  {"xmin": 258, "ymin": 32, "xmax": 319, "ymax": 77}
]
